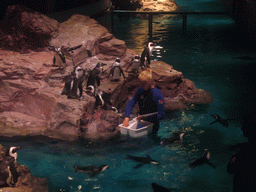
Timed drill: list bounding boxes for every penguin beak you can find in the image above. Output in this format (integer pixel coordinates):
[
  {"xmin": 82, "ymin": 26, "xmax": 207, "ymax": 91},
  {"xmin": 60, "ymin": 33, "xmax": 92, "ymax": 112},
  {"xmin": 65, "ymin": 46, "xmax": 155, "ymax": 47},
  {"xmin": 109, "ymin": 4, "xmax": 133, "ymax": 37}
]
[{"xmin": 13, "ymin": 146, "xmax": 21, "ymax": 153}]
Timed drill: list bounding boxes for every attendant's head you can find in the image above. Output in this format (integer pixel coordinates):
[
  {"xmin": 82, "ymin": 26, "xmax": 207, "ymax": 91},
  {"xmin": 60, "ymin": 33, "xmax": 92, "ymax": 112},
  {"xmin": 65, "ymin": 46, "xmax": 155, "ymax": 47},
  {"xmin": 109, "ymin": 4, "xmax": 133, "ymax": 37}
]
[{"xmin": 138, "ymin": 68, "xmax": 154, "ymax": 90}]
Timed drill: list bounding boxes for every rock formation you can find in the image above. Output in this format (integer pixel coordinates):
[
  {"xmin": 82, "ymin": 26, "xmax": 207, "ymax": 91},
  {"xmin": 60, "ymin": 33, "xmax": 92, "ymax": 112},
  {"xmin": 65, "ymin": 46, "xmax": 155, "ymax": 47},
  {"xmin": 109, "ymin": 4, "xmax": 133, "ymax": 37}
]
[
  {"xmin": 0, "ymin": 5, "xmax": 213, "ymax": 142},
  {"xmin": 0, "ymin": 4, "xmax": 59, "ymax": 53},
  {"xmin": 138, "ymin": 0, "xmax": 179, "ymax": 12}
]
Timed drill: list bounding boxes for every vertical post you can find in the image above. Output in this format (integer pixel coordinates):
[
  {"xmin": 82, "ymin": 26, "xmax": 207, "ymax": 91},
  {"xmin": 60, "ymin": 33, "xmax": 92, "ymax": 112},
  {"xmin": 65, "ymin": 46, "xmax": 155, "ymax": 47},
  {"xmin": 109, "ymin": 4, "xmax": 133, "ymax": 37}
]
[
  {"xmin": 110, "ymin": 6, "xmax": 114, "ymax": 33},
  {"xmin": 148, "ymin": 13, "xmax": 153, "ymax": 41},
  {"xmin": 183, "ymin": 13, "xmax": 187, "ymax": 34}
]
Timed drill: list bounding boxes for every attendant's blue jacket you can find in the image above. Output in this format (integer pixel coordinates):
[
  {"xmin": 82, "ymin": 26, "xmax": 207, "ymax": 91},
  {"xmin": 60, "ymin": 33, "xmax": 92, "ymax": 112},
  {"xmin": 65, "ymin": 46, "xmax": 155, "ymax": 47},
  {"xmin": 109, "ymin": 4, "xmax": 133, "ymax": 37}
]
[{"xmin": 125, "ymin": 87, "xmax": 165, "ymax": 123}]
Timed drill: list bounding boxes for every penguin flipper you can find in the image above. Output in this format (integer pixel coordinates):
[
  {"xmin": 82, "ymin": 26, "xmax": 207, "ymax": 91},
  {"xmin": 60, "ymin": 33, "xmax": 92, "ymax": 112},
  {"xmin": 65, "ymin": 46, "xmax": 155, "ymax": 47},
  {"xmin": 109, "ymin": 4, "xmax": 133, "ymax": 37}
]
[
  {"xmin": 134, "ymin": 163, "xmax": 144, "ymax": 169},
  {"xmin": 210, "ymin": 120, "xmax": 217, "ymax": 125}
]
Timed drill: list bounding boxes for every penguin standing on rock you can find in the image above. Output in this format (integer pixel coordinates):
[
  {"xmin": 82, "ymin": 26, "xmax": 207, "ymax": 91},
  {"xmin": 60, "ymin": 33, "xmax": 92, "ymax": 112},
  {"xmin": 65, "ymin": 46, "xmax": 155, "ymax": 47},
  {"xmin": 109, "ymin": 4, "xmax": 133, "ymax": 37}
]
[
  {"xmin": 53, "ymin": 47, "xmax": 66, "ymax": 69},
  {"xmin": 68, "ymin": 66, "xmax": 87, "ymax": 99},
  {"xmin": 126, "ymin": 55, "xmax": 143, "ymax": 74},
  {"xmin": 5, "ymin": 146, "xmax": 21, "ymax": 164},
  {"xmin": 0, "ymin": 156, "xmax": 18, "ymax": 187},
  {"xmin": 87, "ymin": 62, "xmax": 106, "ymax": 90},
  {"xmin": 89, "ymin": 87, "xmax": 113, "ymax": 110},
  {"xmin": 108, "ymin": 58, "xmax": 125, "ymax": 82},
  {"xmin": 61, "ymin": 67, "xmax": 90, "ymax": 99},
  {"xmin": 141, "ymin": 42, "xmax": 154, "ymax": 68},
  {"xmin": 0, "ymin": 146, "xmax": 20, "ymax": 187}
]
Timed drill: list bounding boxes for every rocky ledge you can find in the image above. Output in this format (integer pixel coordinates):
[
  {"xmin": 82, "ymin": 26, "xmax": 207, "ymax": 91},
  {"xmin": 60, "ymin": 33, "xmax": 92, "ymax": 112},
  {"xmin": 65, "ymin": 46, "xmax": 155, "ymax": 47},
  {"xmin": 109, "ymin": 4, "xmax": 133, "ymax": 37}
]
[{"xmin": 0, "ymin": 5, "xmax": 214, "ymax": 142}]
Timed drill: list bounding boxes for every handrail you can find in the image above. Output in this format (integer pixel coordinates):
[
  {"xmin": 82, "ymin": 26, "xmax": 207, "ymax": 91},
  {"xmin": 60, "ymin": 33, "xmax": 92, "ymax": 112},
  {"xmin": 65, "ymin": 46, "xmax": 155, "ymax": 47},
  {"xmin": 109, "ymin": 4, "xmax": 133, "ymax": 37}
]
[
  {"xmin": 110, "ymin": 9, "xmax": 229, "ymax": 38},
  {"xmin": 112, "ymin": 10, "xmax": 228, "ymax": 15}
]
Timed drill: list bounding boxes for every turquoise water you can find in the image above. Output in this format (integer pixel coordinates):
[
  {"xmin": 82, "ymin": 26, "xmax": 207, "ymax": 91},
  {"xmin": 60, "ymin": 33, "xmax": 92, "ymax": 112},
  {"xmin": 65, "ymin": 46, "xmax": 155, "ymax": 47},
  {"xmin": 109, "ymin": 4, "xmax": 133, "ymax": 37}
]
[{"xmin": 2, "ymin": 0, "xmax": 256, "ymax": 191}]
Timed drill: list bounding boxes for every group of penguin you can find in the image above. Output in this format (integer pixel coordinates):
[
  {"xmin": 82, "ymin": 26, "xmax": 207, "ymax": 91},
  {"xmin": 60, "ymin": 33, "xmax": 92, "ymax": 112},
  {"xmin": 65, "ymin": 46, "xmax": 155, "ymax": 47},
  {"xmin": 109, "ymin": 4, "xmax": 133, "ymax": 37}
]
[
  {"xmin": 0, "ymin": 114, "xmax": 231, "ymax": 190},
  {"xmin": 60, "ymin": 42, "xmax": 155, "ymax": 110},
  {"xmin": 0, "ymin": 146, "xmax": 20, "ymax": 187},
  {"xmin": 73, "ymin": 114, "xmax": 231, "ymax": 191}
]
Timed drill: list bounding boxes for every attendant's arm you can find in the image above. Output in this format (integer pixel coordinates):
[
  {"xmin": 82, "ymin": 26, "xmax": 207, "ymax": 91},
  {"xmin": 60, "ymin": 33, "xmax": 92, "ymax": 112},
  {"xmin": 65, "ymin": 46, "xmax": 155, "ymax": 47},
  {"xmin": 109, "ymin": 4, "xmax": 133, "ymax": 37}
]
[{"xmin": 123, "ymin": 88, "xmax": 142, "ymax": 126}]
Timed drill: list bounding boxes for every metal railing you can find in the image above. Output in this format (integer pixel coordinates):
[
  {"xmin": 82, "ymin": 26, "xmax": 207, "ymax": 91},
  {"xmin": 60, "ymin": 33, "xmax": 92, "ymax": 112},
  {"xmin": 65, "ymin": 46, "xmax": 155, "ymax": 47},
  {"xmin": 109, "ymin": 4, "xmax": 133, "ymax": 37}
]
[{"xmin": 111, "ymin": 10, "xmax": 229, "ymax": 36}]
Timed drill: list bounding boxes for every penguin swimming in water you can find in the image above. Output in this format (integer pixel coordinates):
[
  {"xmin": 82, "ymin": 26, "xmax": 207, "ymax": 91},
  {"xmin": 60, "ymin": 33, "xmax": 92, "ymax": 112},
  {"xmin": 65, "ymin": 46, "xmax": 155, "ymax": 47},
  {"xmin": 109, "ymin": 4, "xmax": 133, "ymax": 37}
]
[
  {"xmin": 141, "ymin": 42, "xmax": 154, "ymax": 68},
  {"xmin": 160, "ymin": 132, "xmax": 185, "ymax": 147},
  {"xmin": 86, "ymin": 62, "xmax": 106, "ymax": 90},
  {"xmin": 108, "ymin": 58, "xmax": 125, "ymax": 82},
  {"xmin": 74, "ymin": 165, "xmax": 108, "ymax": 177},
  {"xmin": 5, "ymin": 146, "xmax": 21, "ymax": 164},
  {"xmin": 126, "ymin": 55, "xmax": 143, "ymax": 74},
  {"xmin": 189, "ymin": 150, "xmax": 216, "ymax": 169},
  {"xmin": 210, "ymin": 114, "xmax": 231, "ymax": 127},
  {"xmin": 151, "ymin": 183, "xmax": 171, "ymax": 192},
  {"xmin": 126, "ymin": 155, "xmax": 159, "ymax": 168}
]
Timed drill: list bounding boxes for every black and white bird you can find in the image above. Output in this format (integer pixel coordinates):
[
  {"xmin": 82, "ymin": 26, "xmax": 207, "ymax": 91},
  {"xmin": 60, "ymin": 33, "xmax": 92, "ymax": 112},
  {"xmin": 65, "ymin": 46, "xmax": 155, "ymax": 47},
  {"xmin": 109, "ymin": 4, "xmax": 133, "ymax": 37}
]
[
  {"xmin": 53, "ymin": 47, "xmax": 66, "ymax": 69},
  {"xmin": 0, "ymin": 146, "xmax": 20, "ymax": 186},
  {"xmin": 126, "ymin": 155, "xmax": 159, "ymax": 168},
  {"xmin": 126, "ymin": 55, "xmax": 143, "ymax": 73},
  {"xmin": 74, "ymin": 165, "xmax": 108, "ymax": 177},
  {"xmin": 141, "ymin": 42, "xmax": 154, "ymax": 67},
  {"xmin": 5, "ymin": 146, "xmax": 21, "ymax": 164},
  {"xmin": 210, "ymin": 114, "xmax": 231, "ymax": 127},
  {"xmin": 189, "ymin": 150, "xmax": 216, "ymax": 169},
  {"xmin": 160, "ymin": 132, "xmax": 186, "ymax": 147},
  {"xmin": 108, "ymin": 58, "xmax": 125, "ymax": 82},
  {"xmin": 86, "ymin": 62, "xmax": 106, "ymax": 90},
  {"xmin": 61, "ymin": 67, "xmax": 90, "ymax": 99}
]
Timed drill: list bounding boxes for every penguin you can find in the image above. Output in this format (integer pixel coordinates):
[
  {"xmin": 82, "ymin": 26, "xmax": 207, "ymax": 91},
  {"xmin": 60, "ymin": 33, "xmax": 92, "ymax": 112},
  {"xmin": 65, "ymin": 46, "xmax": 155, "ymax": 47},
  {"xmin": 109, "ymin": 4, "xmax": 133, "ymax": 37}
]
[
  {"xmin": 61, "ymin": 71, "xmax": 76, "ymax": 96},
  {"xmin": 86, "ymin": 62, "xmax": 106, "ymax": 90},
  {"xmin": 74, "ymin": 165, "xmax": 108, "ymax": 177},
  {"xmin": 5, "ymin": 146, "xmax": 21, "ymax": 163},
  {"xmin": 68, "ymin": 66, "xmax": 87, "ymax": 99},
  {"xmin": 189, "ymin": 150, "xmax": 216, "ymax": 169},
  {"xmin": 90, "ymin": 87, "xmax": 113, "ymax": 110},
  {"xmin": 0, "ymin": 156, "xmax": 18, "ymax": 187},
  {"xmin": 62, "ymin": 67, "xmax": 90, "ymax": 99},
  {"xmin": 126, "ymin": 155, "xmax": 159, "ymax": 168},
  {"xmin": 126, "ymin": 55, "xmax": 143, "ymax": 74},
  {"xmin": 141, "ymin": 42, "xmax": 154, "ymax": 68},
  {"xmin": 53, "ymin": 47, "xmax": 66, "ymax": 69},
  {"xmin": 210, "ymin": 114, "xmax": 231, "ymax": 127},
  {"xmin": 151, "ymin": 183, "xmax": 171, "ymax": 192},
  {"xmin": 160, "ymin": 132, "xmax": 185, "ymax": 147},
  {"xmin": 108, "ymin": 58, "xmax": 125, "ymax": 82}
]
